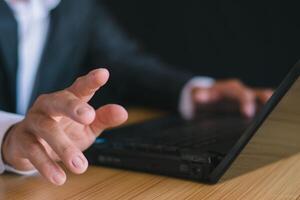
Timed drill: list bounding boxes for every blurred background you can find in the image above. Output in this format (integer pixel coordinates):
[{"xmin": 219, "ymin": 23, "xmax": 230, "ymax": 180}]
[{"xmin": 103, "ymin": 0, "xmax": 300, "ymax": 88}]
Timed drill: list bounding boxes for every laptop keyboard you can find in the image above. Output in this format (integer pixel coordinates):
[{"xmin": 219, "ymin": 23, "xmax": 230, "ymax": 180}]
[{"xmin": 96, "ymin": 113, "xmax": 251, "ymax": 155}]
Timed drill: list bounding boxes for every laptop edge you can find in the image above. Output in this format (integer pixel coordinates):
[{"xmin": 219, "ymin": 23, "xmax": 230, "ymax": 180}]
[{"xmin": 208, "ymin": 62, "xmax": 300, "ymax": 183}]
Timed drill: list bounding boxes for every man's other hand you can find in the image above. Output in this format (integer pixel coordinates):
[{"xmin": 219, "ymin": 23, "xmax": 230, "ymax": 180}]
[
  {"xmin": 2, "ymin": 68, "xmax": 128, "ymax": 185},
  {"xmin": 193, "ymin": 79, "xmax": 273, "ymax": 117}
]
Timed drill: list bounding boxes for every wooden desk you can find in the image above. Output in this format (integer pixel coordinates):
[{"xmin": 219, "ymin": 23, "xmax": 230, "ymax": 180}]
[{"xmin": 1, "ymin": 88, "xmax": 300, "ymax": 200}]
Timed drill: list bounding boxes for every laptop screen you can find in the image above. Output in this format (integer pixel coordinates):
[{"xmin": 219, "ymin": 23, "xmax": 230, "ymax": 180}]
[{"xmin": 210, "ymin": 68, "xmax": 300, "ymax": 182}]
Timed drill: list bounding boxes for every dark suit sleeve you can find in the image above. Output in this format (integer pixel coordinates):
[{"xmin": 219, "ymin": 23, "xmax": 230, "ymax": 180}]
[{"xmin": 87, "ymin": 2, "xmax": 194, "ymax": 110}]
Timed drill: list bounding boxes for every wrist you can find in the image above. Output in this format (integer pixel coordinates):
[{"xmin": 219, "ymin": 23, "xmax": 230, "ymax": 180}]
[
  {"xmin": 1, "ymin": 122, "xmax": 37, "ymax": 174},
  {"xmin": 1, "ymin": 123, "xmax": 17, "ymax": 166}
]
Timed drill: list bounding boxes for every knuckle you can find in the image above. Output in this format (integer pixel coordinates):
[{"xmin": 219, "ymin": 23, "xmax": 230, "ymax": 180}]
[
  {"xmin": 60, "ymin": 145, "xmax": 76, "ymax": 157},
  {"xmin": 35, "ymin": 94, "xmax": 49, "ymax": 105},
  {"xmin": 57, "ymin": 144, "xmax": 78, "ymax": 160},
  {"xmin": 56, "ymin": 90, "xmax": 79, "ymax": 109},
  {"xmin": 65, "ymin": 98, "xmax": 79, "ymax": 109},
  {"xmin": 34, "ymin": 92, "xmax": 61, "ymax": 110},
  {"xmin": 33, "ymin": 94, "xmax": 50, "ymax": 111},
  {"xmin": 39, "ymin": 160, "xmax": 53, "ymax": 174},
  {"xmin": 50, "ymin": 93, "xmax": 62, "ymax": 107},
  {"xmin": 29, "ymin": 94, "xmax": 49, "ymax": 114},
  {"xmin": 26, "ymin": 142, "xmax": 41, "ymax": 158},
  {"xmin": 37, "ymin": 117, "xmax": 58, "ymax": 132}
]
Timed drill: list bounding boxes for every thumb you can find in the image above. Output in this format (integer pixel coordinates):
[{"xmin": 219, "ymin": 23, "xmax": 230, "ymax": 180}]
[{"xmin": 90, "ymin": 104, "xmax": 128, "ymax": 136}]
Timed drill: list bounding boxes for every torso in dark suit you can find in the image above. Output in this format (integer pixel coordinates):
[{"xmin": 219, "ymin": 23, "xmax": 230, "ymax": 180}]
[{"xmin": 0, "ymin": 0, "xmax": 192, "ymax": 113}]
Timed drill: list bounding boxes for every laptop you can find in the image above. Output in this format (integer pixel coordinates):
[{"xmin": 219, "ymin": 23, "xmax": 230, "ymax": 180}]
[{"xmin": 85, "ymin": 61, "xmax": 300, "ymax": 184}]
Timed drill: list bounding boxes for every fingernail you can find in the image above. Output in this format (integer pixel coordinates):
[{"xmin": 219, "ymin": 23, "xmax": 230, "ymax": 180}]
[
  {"xmin": 72, "ymin": 156, "xmax": 84, "ymax": 169},
  {"xmin": 245, "ymin": 104, "xmax": 255, "ymax": 117},
  {"xmin": 52, "ymin": 172, "xmax": 66, "ymax": 185},
  {"xmin": 76, "ymin": 106, "xmax": 92, "ymax": 116}
]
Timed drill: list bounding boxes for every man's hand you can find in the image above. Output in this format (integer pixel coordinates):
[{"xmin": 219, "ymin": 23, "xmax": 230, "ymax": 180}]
[
  {"xmin": 2, "ymin": 68, "xmax": 128, "ymax": 185},
  {"xmin": 193, "ymin": 79, "xmax": 273, "ymax": 117}
]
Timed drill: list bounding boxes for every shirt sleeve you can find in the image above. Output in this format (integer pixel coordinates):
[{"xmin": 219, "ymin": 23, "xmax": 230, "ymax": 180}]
[
  {"xmin": 179, "ymin": 76, "xmax": 215, "ymax": 120},
  {"xmin": 0, "ymin": 111, "xmax": 37, "ymax": 175}
]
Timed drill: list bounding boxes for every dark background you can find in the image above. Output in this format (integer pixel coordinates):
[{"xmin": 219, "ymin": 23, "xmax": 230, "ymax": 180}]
[{"xmin": 102, "ymin": 0, "xmax": 300, "ymax": 88}]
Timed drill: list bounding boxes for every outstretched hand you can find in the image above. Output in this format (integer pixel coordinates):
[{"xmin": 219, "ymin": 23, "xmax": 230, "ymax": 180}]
[{"xmin": 2, "ymin": 68, "xmax": 128, "ymax": 185}]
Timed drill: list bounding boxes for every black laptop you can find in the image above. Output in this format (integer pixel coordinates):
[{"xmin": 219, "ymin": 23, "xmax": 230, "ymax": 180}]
[{"xmin": 85, "ymin": 61, "xmax": 300, "ymax": 184}]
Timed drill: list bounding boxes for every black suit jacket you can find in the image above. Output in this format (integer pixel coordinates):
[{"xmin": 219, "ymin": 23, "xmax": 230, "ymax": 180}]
[{"xmin": 0, "ymin": 0, "xmax": 193, "ymax": 113}]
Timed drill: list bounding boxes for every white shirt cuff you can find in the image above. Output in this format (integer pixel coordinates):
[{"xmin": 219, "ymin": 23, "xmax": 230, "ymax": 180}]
[
  {"xmin": 179, "ymin": 76, "xmax": 215, "ymax": 120},
  {"xmin": 0, "ymin": 111, "xmax": 37, "ymax": 175},
  {"xmin": 4, "ymin": 164, "xmax": 37, "ymax": 175}
]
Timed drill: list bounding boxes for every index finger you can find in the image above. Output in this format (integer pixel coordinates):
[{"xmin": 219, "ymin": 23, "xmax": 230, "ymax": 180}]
[{"xmin": 67, "ymin": 68, "xmax": 109, "ymax": 102}]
